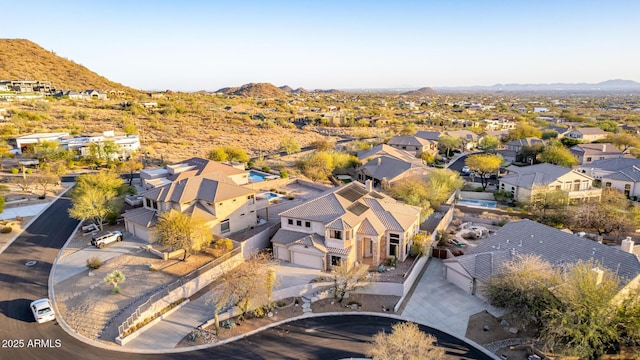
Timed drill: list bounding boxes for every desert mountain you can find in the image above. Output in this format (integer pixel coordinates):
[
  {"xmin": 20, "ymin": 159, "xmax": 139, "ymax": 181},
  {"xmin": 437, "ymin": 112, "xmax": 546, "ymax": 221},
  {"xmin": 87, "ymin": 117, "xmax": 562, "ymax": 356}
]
[
  {"xmin": 402, "ymin": 87, "xmax": 437, "ymax": 96},
  {"xmin": 0, "ymin": 38, "xmax": 133, "ymax": 92},
  {"xmin": 215, "ymin": 83, "xmax": 288, "ymax": 98},
  {"xmin": 279, "ymin": 85, "xmax": 293, "ymax": 93}
]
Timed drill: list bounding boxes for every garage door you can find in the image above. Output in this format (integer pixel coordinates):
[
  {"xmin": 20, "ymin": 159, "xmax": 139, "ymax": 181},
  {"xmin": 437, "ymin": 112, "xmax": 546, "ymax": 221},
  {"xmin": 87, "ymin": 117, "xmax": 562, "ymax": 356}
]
[
  {"xmin": 446, "ymin": 267, "xmax": 473, "ymax": 294},
  {"xmin": 292, "ymin": 251, "xmax": 323, "ymax": 270}
]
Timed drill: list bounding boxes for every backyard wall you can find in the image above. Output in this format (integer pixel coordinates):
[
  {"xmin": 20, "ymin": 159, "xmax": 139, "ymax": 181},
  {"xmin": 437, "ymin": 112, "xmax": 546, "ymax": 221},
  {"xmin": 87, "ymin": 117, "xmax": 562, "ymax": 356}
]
[
  {"xmin": 240, "ymin": 222, "xmax": 281, "ymax": 259},
  {"xmin": 242, "ymin": 177, "xmax": 295, "ymax": 191},
  {"xmin": 458, "ymin": 191, "xmax": 496, "ymax": 201}
]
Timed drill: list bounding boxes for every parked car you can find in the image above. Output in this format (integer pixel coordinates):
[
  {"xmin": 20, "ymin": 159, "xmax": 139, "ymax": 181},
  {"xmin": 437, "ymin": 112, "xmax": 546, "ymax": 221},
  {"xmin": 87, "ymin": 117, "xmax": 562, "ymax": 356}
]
[
  {"xmin": 461, "ymin": 166, "xmax": 470, "ymax": 174},
  {"xmin": 91, "ymin": 231, "xmax": 123, "ymax": 249},
  {"xmin": 31, "ymin": 298, "xmax": 55, "ymax": 323},
  {"xmin": 449, "ymin": 239, "xmax": 466, "ymax": 247}
]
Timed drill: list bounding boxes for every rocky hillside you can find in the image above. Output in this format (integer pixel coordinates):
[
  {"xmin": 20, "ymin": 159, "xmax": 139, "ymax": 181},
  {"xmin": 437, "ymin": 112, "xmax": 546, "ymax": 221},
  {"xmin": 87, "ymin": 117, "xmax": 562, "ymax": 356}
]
[
  {"xmin": 402, "ymin": 87, "xmax": 437, "ymax": 96},
  {"xmin": 0, "ymin": 39, "xmax": 134, "ymax": 92},
  {"xmin": 216, "ymin": 82, "xmax": 289, "ymax": 98}
]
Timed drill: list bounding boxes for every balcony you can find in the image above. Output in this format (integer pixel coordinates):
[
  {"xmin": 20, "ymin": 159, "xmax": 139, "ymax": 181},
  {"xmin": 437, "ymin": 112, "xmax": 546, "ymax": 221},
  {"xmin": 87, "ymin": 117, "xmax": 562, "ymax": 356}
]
[{"xmin": 567, "ymin": 188, "xmax": 602, "ymax": 200}]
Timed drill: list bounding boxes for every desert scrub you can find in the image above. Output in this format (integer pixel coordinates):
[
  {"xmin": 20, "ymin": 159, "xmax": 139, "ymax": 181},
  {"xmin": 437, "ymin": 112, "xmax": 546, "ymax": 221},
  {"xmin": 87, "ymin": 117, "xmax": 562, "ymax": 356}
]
[{"xmin": 86, "ymin": 256, "xmax": 103, "ymax": 270}]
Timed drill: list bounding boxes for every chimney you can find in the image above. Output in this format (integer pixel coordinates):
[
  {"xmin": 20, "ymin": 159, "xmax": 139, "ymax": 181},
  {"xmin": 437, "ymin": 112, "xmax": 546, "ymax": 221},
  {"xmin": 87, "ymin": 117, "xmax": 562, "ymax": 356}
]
[
  {"xmin": 365, "ymin": 179, "xmax": 373, "ymax": 192},
  {"xmin": 377, "ymin": 157, "xmax": 382, "ymax": 166},
  {"xmin": 602, "ymin": 144, "xmax": 606, "ymax": 152},
  {"xmin": 592, "ymin": 267, "xmax": 604, "ymax": 286},
  {"xmin": 622, "ymin": 237, "xmax": 635, "ymax": 253}
]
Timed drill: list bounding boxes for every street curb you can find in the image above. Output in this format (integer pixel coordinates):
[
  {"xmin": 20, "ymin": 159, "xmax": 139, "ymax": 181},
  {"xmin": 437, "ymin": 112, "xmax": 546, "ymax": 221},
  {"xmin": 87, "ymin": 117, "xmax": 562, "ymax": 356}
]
[{"xmin": 0, "ymin": 184, "xmax": 73, "ymax": 255}]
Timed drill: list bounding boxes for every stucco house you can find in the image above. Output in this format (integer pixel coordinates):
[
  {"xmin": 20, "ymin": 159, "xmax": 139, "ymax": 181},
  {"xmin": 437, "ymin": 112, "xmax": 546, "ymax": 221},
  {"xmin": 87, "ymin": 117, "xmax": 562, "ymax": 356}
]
[
  {"xmin": 565, "ymin": 127, "xmax": 608, "ymax": 142},
  {"xmin": 444, "ymin": 219, "xmax": 640, "ymax": 297},
  {"xmin": 271, "ymin": 181, "xmax": 421, "ymax": 271},
  {"xmin": 123, "ymin": 172, "xmax": 257, "ymax": 243},
  {"xmin": 140, "ymin": 157, "xmax": 249, "ymax": 189},
  {"xmin": 356, "ymin": 144, "xmax": 430, "ymax": 188},
  {"xmin": 499, "ymin": 163, "xmax": 601, "ymax": 203},
  {"xmin": 386, "ymin": 135, "xmax": 437, "ymax": 156},
  {"xmin": 578, "ymin": 158, "xmax": 640, "ymax": 198},
  {"xmin": 569, "ymin": 143, "xmax": 627, "ymax": 165}
]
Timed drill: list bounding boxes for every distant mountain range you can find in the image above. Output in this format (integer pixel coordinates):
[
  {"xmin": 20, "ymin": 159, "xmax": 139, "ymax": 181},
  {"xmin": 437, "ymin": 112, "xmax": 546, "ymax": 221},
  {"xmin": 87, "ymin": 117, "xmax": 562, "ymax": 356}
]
[{"xmin": 436, "ymin": 79, "xmax": 640, "ymax": 92}]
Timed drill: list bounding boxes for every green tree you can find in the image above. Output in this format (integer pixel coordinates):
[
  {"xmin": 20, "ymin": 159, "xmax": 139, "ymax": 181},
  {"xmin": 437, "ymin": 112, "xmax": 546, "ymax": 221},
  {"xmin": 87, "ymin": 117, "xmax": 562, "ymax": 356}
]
[
  {"xmin": 207, "ymin": 147, "xmax": 228, "ymax": 162},
  {"xmin": 300, "ymin": 151, "xmax": 334, "ymax": 181},
  {"xmin": 417, "ymin": 151, "xmax": 435, "ymax": 165},
  {"xmin": 425, "ymin": 168, "xmax": 464, "ymax": 207},
  {"xmin": 597, "ymin": 119, "xmax": 619, "ymax": 133},
  {"xmin": 69, "ymin": 171, "xmax": 125, "ymax": 230},
  {"xmin": 507, "ymin": 123, "xmax": 542, "ymax": 140},
  {"xmin": 331, "ymin": 152, "xmax": 360, "ymax": 171},
  {"xmin": 0, "ymin": 196, "xmax": 5, "ymax": 214},
  {"xmin": 570, "ymin": 189, "xmax": 634, "ymax": 236},
  {"xmin": 529, "ymin": 187, "xmax": 570, "ymax": 225},
  {"xmin": 541, "ymin": 130, "xmax": 558, "ymax": 140},
  {"xmin": 399, "ymin": 123, "xmax": 417, "ymax": 136},
  {"xmin": 484, "ymin": 254, "xmax": 561, "ymax": 326},
  {"xmin": 519, "ymin": 143, "xmax": 545, "ymax": 164},
  {"xmin": 154, "ymin": 210, "xmax": 212, "ymax": 261},
  {"xmin": 539, "ymin": 143, "xmax": 578, "ymax": 167},
  {"xmin": 477, "ymin": 135, "xmax": 499, "ymax": 152},
  {"xmin": 387, "ymin": 179, "xmax": 433, "ymax": 219},
  {"xmin": 122, "ymin": 121, "xmax": 139, "ymax": 135},
  {"xmin": 224, "ymin": 146, "xmax": 249, "ymax": 163},
  {"xmin": 543, "ymin": 261, "xmax": 621, "ymax": 360},
  {"xmin": 367, "ymin": 322, "xmax": 445, "ymax": 360},
  {"xmin": 279, "ymin": 137, "xmax": 301, "ymax": 155},
  {"xmin": 119, "ymin": 158, "xmax": 144, "ymax": 186},
  {"xmin": 605, "ymin": 133, "xmax": 640, "ymax": 152},
  {"xmin": 103, "ymin": 270, "xmax": 125, "ymax": 294},
  {"xmin": 437, "ymin": 135, "xmax": 462, "ymax": 157},
  {"xmin": 465, "ymin": 153, "xmax": 502, "ymax": 190},
  {"xmin": 310, "ymin": 139, "xmax": 335, "ymax": 151}
]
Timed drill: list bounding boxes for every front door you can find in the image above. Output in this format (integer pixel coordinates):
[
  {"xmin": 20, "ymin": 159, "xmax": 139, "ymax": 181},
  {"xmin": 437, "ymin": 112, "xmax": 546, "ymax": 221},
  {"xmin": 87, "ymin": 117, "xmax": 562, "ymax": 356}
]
[{"xmin": 364, "ymin": 238, "xmax": 372, "ymax": 257}]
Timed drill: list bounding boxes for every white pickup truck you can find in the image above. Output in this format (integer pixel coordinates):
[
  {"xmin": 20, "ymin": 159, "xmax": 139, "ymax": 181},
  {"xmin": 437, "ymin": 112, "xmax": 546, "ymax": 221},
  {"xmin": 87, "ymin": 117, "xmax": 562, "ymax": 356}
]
[{"xmin": 91, "ymin": 231, "xmax": 123, "ymax": 248}]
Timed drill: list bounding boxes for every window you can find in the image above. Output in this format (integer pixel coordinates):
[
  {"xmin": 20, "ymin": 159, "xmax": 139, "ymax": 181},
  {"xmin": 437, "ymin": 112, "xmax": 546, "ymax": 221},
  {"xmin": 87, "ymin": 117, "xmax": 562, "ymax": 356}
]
[
  {"xmin": 288, "ymin": 219, "xmax": 293, "ymax": 225},
  {"xmin": 221, "ymin": 219, "xmax": 230, "ymax": 233},
  {"xmin": 330, "ymin": 255, "xmax": 342, "ymax": 266},
  {"xmin": 296, "ymin": 220, "xmax": 302, "ymax": 227},
  {"xmin": 247, "ymin": 195, "xmax": 255, "ymax": 205},
  {"xmin": 305, "ymin": 221, "xmax": 311, "ymax": 228},
  {"xmin": 605, "ymin": 182, "xmax": 612, "ymax": 188},
  {"xmin": 330, "ymin": 230, "xmax": 342, "ymax": 239},
  {"xmin": 573, "ymin": 179, "xmax": 580, "ymax": 191},
  {"xmin": 389, "ymin": 234, "xmax": 400, "ymax": 257},
  {"xmin": 625, "ymin": 184, "xmax": 631, "ymax": 197},
  {"xmin": 241, "ymin": 213, "xmax": 245, "ymax": 216},
  {"xmin": 586, "ymin": 157, "xmax": 592, "ymax": 162},
  {"xmin": 145, "ymin": 198, "xmax": 151, "ymax": 208}
]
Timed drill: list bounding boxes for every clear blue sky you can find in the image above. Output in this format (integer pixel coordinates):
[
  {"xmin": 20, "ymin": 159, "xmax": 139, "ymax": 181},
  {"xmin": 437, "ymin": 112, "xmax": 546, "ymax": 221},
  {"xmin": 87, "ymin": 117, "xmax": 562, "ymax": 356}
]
[{"xmin": 3, "ymin": 0, "xmax": 639, "ymax": 91}]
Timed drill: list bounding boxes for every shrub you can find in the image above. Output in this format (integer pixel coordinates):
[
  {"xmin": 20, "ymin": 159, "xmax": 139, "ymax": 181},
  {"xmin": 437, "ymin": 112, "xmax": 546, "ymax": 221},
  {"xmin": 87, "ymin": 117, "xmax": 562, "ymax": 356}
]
[
  {"xmin": 86, "ymin": 256, "xmax": 103, "ymax": 270},
  {"xmin": 262, "ymin": 166, "xmax": 271, "ymax": 173},
  {"xmin": 474, "ymin": 187, "xmax": 484, "ymax": 192},
  {"xmin": 10, "ymin": 168, "xmax": 19, "ymax": 174},
  {"xmin": 25, "ymin": 169, "xmax": 32, "ymax": 174},
  {"xmin": 497, "ymin": 219, "xmax": 508, "ymax": 227},
  {"xmin": 287, "ymin": 195, "xmax": 294, "ymax": 200},
  {"xmin": 385, "ymin": 257, "xmax": 397, "ymax": 267},
  {"xmin": 210, "ymin": 238, "xmax": 233, "ymax": 257},
  {"xmin": 280, "ymin": 170, "xmax": 289, "ymax": 178},
  {"xmin": 0, "ymin": 226, "xmax": 12, "ymax": 234}
]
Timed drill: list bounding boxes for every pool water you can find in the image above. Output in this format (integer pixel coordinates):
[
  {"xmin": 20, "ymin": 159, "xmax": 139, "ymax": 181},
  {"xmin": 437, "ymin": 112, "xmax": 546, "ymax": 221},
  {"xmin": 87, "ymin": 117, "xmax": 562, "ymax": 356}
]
[
  {"xmin": 249, "ymin": 170, "xmax": 268, "ymax": 182},
  {"xmin": 457, "ymin": 199, "xmax": 497, "ymax": 209}
]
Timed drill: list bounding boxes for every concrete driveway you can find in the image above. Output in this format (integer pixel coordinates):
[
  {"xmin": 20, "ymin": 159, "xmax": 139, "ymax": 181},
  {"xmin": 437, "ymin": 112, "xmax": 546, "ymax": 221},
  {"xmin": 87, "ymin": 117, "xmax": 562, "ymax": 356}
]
[{"xmin": 401, "ymin": 258, "xmax": 505, "ymax": 339}]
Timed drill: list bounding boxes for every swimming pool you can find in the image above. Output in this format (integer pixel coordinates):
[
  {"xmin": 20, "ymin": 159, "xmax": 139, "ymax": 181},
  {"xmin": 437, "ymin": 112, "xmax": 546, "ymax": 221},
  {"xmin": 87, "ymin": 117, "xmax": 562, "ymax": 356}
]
[
  {"xmin": 249, "ymin": 170, "xmax": 270, "ymax": 182},
  {"xmin": 457, "ymin": 198, "xmax": 497, "ymax": 209},
  {"xmin": 257, "ymin": 191, "xmax": 285, "ymax": 201}
]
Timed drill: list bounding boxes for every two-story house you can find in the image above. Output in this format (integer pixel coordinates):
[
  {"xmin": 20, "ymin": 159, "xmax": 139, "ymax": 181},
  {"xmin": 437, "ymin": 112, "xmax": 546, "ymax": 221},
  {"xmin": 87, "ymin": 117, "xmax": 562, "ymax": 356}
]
[
  {"xmin": 123, "ymin": 172, "xmax": 257, "ymax": 243},
  {"xmin": 271, "ymin": 181, "xmax": 421, "ymax": 271},
  {"xmin": 499, "ymin": 163, "xmax": 601, "ymax": 203},
  {"xmin": 579, "ymin": 158, "xmax": 640, "ymax": 198}
]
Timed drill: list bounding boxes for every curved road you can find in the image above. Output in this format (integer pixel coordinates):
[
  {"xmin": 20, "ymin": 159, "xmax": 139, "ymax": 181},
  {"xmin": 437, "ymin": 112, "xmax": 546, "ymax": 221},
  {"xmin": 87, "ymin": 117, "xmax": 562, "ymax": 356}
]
[{"xmin": 0, "ymin": 196, "xmax": 492, "ymax": 359}]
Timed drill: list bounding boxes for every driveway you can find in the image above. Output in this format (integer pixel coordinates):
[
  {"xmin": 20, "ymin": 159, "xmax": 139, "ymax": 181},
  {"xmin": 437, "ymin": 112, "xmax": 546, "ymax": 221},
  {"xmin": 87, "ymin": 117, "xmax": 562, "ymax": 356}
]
[{"xmin": 401, "ymin": 258, "xmax": 505, "ymax": 338}]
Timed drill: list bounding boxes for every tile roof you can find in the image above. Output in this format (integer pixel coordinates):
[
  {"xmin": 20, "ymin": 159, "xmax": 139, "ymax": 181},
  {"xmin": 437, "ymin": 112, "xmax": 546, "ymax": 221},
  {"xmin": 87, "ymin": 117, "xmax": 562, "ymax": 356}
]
[
  {"xmin": 504, "ymin": 137, "xmax": 544, "ymax": 147},
  {"xmin": 271, "ymin": 229, "xmax": 328, "ymax": 253},
  {"xmin": 570, "ymin": 143, "xmax": 624, "ymax": 156},
  {"xmin": 586, "ymin": 158, "xmax": 640, "ymax": 171},
  {"xmin": 456, "ymin": 219, "xmax": 640, "ymax": 286},
  {"xmin": 144, "ymin": 173, "xmax": 254, "ymax": 205},
  {"xmin": 358, "ymin": 155, "xmax": 420, "ymax": 182},
  {"xmin": 167, "ymin": 157, "xmax": 247, "ymax": 181},
  {"xmin": 122, "ymin": 207, "xmax": 158, "ymax": 228},
  {"xmin": 501, "ymin": 163, "xmax": 582, "ymax": 188},
  {"xmin": 415, "ymin": 131, "xmax": 441, "ymax": 141},
  {"xmin": 387, "ymin": 136, "xmax": 433, "ymax": 147},
  {"xmin": 357, "ymin": 144, "xmax": 423, "ymax": 165},
  {"xmin": 573, "ymin": 127, "xmax": 607, "ymax": 135}
]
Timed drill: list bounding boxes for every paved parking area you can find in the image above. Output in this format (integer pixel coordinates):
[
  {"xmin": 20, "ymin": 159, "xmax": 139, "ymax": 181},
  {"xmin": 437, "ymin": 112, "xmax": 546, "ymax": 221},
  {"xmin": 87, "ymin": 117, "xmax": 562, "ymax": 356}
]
[{"xmin": 401, "ymin": 258, "xmax": 505, "ymax": 338}]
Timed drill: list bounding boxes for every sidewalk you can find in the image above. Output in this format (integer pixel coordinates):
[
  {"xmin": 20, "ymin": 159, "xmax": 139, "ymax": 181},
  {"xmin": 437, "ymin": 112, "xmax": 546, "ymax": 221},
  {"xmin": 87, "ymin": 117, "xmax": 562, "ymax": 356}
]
[{"xmin": 0, "ymin": 203, "xmax": 50, "ymax": 220}]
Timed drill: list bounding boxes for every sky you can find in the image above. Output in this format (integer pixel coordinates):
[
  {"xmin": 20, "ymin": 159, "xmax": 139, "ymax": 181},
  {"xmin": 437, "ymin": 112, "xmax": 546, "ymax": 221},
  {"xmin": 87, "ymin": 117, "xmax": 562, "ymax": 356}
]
[{"xmin": 3, "ymin": 0, "xmax": 640, "ymax": 91}]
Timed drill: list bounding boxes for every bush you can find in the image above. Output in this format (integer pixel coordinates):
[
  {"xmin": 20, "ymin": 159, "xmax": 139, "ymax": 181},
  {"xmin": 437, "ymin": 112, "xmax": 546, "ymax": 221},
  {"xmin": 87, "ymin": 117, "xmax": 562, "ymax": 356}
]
[
  {"xmin": 86, "ymin": 256, "xmax": 103, "ymax": 270},
  {"xmin": 474, "ymin": 187, "xmax": 484, "ymax": 192},
  {"xmin": 210, "ymin": 238, "xmax": 233, "ymax": 257},
  {"xmin": 0, "ymin": 226, "xmax": 12, "ymax": 234},
  {"xmin": 262, "ymin": 166, "xmax": 271, "ymax": 173},
  {"xmin": 25, "ymin": 169, "xmax": 32, "ymax": 174},
  {"xmin": 497, "ymin": 219, "xmax": 508, "ymax": 227},
  {"xmin": 10, "ymin": 168, "xmax": 19, "ymax": 174},
  {"xmin": 287, "ymin": 195, "xmax": 295, "ymax": 200},
  {"xmin": 280, "ymin": 170, "xmax": 289, "ymax": 178},
  {"xmin": 385, "ymin": 257, "xmax": 397, "ymax": 267}
]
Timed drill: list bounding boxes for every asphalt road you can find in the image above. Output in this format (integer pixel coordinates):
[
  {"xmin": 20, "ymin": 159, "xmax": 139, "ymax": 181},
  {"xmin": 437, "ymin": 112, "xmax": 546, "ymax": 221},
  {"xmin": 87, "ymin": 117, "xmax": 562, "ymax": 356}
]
[{"xmin": 0, "ymin": 196, "xmax": 492, "ymax": 360}]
